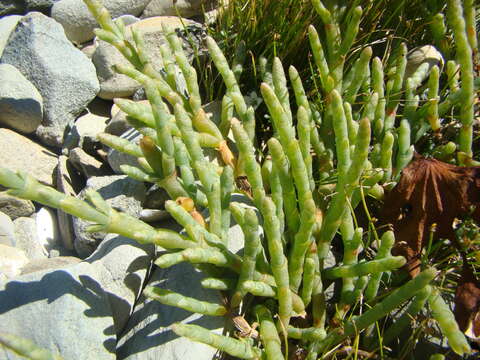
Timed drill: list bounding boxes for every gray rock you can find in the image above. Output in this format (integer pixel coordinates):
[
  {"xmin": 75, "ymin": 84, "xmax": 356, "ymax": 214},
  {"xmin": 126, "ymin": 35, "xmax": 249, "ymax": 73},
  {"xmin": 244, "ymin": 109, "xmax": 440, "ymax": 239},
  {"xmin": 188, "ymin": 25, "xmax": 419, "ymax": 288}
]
[
  {"xmin": 115, "ymin": 14, "xmax": 140, "ymax": 26},
  {"xmin": 116, "ymin": 208, "xmax": 246, "ymax": 359},
  {"xmin": 13, "ymin": 217, "xmax": 48, "ymax": 260},
  {"xmin": 85, "ymin": 234, "xmax": 155, "ymax": 335},
  {"xmin": 143, "ymin": 184, "xmax": 170, "ymax": 209},
  {"xmin": 116, "ymin": 263, "xmax": 224, "ymax": 360},
  {"xmin": 0, "ymin": 0, "xmax": 61, "ymax": 16},
  {"xmin": 51, "ymin": 0, "xmax": 151, "ymax": 44},
  {"xmin": 73, "ymin": 175, "xmax": 146, "ymax": 257},
  {"xmin": 0, "ymin": 12, "xmax": 100, "ymax": 147},
  {"xmin": 0, "ymin": 191, "xmax": 35, "ymax": 220},
  {"xmin": 0, "ymin": 15, "xmax": 21, "ymax": 57},
  {"xmin": 141, "ymin": 0, "xmax": 215, "ymax": 18},
  {"xmin": 0, "ymin": 261, "xmax": 117, "ymax": 359},
  {"xmin": 63, "ymin": 111, "xmax": 109, "ymax": 153},
  {"xmin": 0, "ymin": 128, "xmax": 58, "ymax": 186},
  {"xmin": 92, "ymin": 17, "xmax": 201, "ymax": 99},
  {"xmin": 69, "ymin": 147, "xmax": 110, "ymax": 178},
  {"xmin": 107, "ymin": 128, "xmax": 142, "ymax": 174},
  {"xmin": 0, "ymin": 211, "xmax": 15, "ymax": 247},
  {"xmin": 20, "ymin": 256, "xmax": 81, "ymax": 275},
  {"xmin": 105, "ymin": 100, "xmax": 150, "ymax": 136},
  {"xmin": 55, "ymin": 155, "xmax": 81, "ymax": 251},
  {"xmin": 0, "ymin": 244, "xmax": 29, "ymax": 280},
  {"xmin": 0, "ymin": 1, "xmax": 26, "ymax": 16},
  {"xmin": 0, "ymin": 63, "xmax": 43, "ymax": 134}
]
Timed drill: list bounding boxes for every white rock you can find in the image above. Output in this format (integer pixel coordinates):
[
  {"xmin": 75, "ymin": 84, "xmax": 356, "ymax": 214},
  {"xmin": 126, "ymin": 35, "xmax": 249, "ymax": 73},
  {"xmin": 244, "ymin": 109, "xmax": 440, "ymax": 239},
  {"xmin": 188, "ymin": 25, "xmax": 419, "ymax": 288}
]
[
  {"xmin": 0, "ymin": 244, "xmax": 29, "ymax": 279},
  {"xmin": 35, "ymin": 207, "xmax": 60, "ymax": 253},
  {"xmin": 405, "ymin": 45, "xmax": 444, "ymax": 83},
  {"xmin": 0, "ymin": 211, "xmax": 15, "ymax": 247},
  {"xmin": 51, "ymin": 0, "xmax": 151, "ymax": 44},
  {"xmin": 0, "ymin": 63, "xmax": 43, "ymax": 134}
]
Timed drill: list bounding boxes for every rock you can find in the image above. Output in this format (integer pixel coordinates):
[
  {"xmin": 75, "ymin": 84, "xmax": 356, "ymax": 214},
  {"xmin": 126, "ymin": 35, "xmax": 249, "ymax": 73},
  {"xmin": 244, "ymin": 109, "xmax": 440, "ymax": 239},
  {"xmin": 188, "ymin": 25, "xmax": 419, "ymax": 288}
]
[
  {"xmin": 116, "ymin": 14, "xmax": 140, "ymax": 26},
  {"xmin": 0, "ymin": 244, "xmax": 28, "ymax": 279},
  {"xmin": 73, "ymin": 175, "xmax": 146, "ymax": 257},
  {"xmin": 35, "ymin": 207, "xmax": 61, "ymax": 255},
  {"xmin": 0, "ymin": 63, "xmax": 43, "ymax": 134},
  {"xmin": 116, "ymin": 209, "xmax": 246, "ymax": 359},
  {"xmin": 0, "ymin": 212, "xmax": 15, "ymax": 247},
  {"xmin": 139, "ymin": 208, "xmax": 170, "ymax": 222},
  {"xmin": 81, "ymin": 42, "xmax": 97, "ymax": 58},
  {"xmin": 0, "ymin": 0, "xmax": 61, "ymax": 16},
  {"xmin": 143, "ymin": 184, "xmax": 170, "ymax": 209},
  {"xmin": 55, "ymin": 155, "xmax": 82, "ymax": 251},
  {"xmin": 0, "ymin": 1, "xmax": 26, "ymax": 16},
  {"xmin": 92, "ymin": 16, "xmax": 202, "ymax": 99},
  {"xmin": 69, "ymin": 147, "xmax": 111, "ymax": 178},
  {"xmin": 0, "ymin": 128, "xmax": 58, "ymax": 186},
  {"xmin": 0, "ymin": 192, "xmax": 35, "ymax": 220},
  {"xmin": 0, "ymin": 261, "xmax": 117, "ymax": 359},
  {"xmin": 51, "ymin": 0, "xmax": 150, "ymax": 44},
  {"xmin": 141, "ymin": 0, "xmax": 215, "ymax": 18},
  {"xmin": 106, "ymin": 128, "xmax": 142, "ymax": 174},
  {"xmin": 13, "ymin": 217, "xmax": 48, "ymax": 260},
  {"xmin": 0, "ymin": 15, "xmax": 21, "ymax": 57},
  {"xmin": 405, "ymin": 45, "xmax": 444, "ymax": 83},
  {"xmin": 116, "ymin": 263, "xmax": 224, "ymax": 360},
  {"xmin": 0, "ymin": 12, "xmax": 100, "ymax": 147},
  {"xmin": 63, "ymin": 111, "xmax": 109, "ymax": 153},
  {"xmin": 20, "ymin": 256, "xmax": 81, "ymax": 275},
  {"xmin": 85, "ymin": 234, "xmax": 155, "ymax": 334},
  {"xmin": 105, "ymin": 100, "xmax": 149, "ymax": 136}
]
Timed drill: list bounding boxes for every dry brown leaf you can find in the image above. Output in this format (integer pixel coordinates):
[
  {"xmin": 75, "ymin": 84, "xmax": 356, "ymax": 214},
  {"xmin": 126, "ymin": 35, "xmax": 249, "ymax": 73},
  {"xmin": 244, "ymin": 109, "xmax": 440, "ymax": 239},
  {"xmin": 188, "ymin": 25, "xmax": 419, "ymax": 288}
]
[
  {"xmin": 381, "ymin": 155, "xmax": 480, "ymax": 338},
  {"xmin": 381, "ymin": 155, "xmax": 480, "ymax": 276}
]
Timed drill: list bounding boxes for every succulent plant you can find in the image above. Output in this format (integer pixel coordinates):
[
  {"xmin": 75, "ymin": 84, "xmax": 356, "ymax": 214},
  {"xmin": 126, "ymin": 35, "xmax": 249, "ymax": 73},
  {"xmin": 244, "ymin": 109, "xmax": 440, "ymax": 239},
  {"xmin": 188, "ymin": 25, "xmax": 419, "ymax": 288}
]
[{"xmin": 1, "ymin": 0, "xmax": 478, "ymax": 358}]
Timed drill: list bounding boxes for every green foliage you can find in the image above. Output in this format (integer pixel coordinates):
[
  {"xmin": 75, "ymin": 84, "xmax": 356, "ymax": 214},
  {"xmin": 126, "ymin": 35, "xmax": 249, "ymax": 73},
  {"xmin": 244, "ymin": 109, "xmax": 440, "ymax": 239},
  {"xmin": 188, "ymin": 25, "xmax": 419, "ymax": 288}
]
[{"xmin": 1, "ymin": 0, "xmax": 479, "ymax": 359}]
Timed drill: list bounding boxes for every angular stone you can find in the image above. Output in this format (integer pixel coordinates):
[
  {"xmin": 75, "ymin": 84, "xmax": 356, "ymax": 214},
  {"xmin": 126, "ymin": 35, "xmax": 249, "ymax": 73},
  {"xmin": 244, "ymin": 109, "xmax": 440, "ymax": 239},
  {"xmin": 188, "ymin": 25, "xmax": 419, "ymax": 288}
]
[
  {"xmin": 116, "ymin": 263, "xmax": 223, "ymax": 360},
  {"xmin": 116, "ymin": 207, "xmax": 247, "ymax": 359},
  {"xmin": 85, "ymin": 234, "xmax": 155, "ymax": 335},
  {"xmin": 105, "ymin": 100, "xmax": 149, "ymax": 136},
  {"xmin": 0, "ymin": 192, "xmax": 35, "ymax": 220},
  {"xmin": 63, "ymin": 111, "xmax": 109, "ymax": 153},
  {"xmin": 51, "ymin": 0, "xmax": 150, "ymax": 44},
  {"xmin": 69, "ymin": 147, "xmax": 110, "ymax": 178},
  {"xmin": 20, "ymin": 256, "xmax": 81, "ymax": 275},
  {"xmin": 0, "ymin": 128, "xmax": 58, "ymax": 186},
  {"xmin": 92, "ymin": 16, "xmax": 202, "ymax": 99},
  {"xmin": 0, "ymin": 12, "xmax": 100, "ymax": 147},
  {"xmin": 13, "ymin": 217, "xmax": 48, "ymax": 260},
  {"xmin": 0, "ymin": 15, "xmax": 21, "ymax": 57},
  {"xmin": 73, "ymin": 175, "xmax": 146, "ymax": 257},
  {"xmin": 0, "ymin": 63, "xmax": 43, "ymax": 134},
  {"xmin": 106, "ymin": 128, "xmax": 142, "ymax": 174},
  {"xmin": 0, "ymin": 261, "xmax": 116, "ymax": 359},
  {"xmin": 55, "ymin": 155, "xmax": 81, "ymax": 251}
]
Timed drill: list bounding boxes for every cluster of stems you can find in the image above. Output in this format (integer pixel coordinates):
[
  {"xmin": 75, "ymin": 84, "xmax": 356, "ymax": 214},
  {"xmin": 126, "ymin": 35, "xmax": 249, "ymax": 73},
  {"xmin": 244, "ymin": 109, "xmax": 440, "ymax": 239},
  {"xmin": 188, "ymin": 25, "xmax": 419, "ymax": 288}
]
[{"xmin": 1, "ymin": 0, "xmax": 478, "ymax": 358}]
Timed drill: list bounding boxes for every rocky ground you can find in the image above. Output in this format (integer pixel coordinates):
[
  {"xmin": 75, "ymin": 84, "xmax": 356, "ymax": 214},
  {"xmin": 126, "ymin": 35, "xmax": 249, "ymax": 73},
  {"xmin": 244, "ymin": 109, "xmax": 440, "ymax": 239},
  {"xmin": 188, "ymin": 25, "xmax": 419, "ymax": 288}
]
[{"xmin": 0, "ymin": 1, "xmax": 238, "ymax": 359}]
